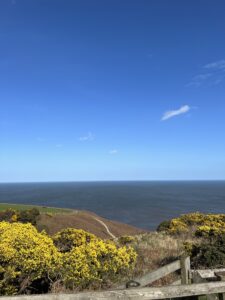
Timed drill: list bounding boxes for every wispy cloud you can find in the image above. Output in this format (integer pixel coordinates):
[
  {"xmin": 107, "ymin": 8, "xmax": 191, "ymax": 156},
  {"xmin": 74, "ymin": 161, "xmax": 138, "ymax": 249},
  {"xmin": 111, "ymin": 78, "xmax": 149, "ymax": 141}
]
[
  {"xmin": 187, "ymin": 59, "xmax": 225, "ymax": 87},
  {"xmin": 109, "ymin": 149, "xmax": 118, "ymax": 155},
  {"xmin": 79, "ymin": 132, "xmax": 95, "ymax": 142},
  {"xmin": 161, "ymin": 105, "xmax": 191, "ymax": 121},
  {"xmin": 187, "ymin": 73, "xmax": 212, "ymax": 87},
  {"xmin": 204, "ymin": 60, "xmax": 225, "ymax": 70}
]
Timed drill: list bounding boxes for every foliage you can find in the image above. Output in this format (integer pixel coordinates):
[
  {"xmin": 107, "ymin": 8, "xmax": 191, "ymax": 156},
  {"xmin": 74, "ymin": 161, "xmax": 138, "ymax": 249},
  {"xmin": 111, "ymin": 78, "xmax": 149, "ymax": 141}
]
[
  {"xmin": 156, "ymin": 220, "xmax": 171, "ymax": 232},
  {"xmin": 60, "ymin": 239, "xmax": 137, "ymax": 289},
  {"xmin": 0, "ymin": 208, "xmax": 40, "ymax": 225},
  {"xmin": 18, "ymin": 208, "xmax": 40, "ymax": 225},
  {"xmin": 0, "ymin": 223, "xmax": 137, "ymax": 295},
  {"xmin": 157, "ymin": 212, "xmax": 225, "ymax": 237},
  {"xmin": 0, "ymin": 222, "xmax": 61, "ymax": 295},
  {"xmin": 118, "ymin": 235, "xmax": 136, "ymax": 245},
  {"xmin": 185, "ymin": 235, "xmax": 225, "ymax": 268},
  {"xmin": 53, "ymin": 228, "xmax": 98, "ymax": 252},
  {"xmin": 0, "ymin": 209, "xmax": 18, "ymax": 223},
  {"xmin": 0, "ymin": 203, "xmax": 72, "ymax": 214}
]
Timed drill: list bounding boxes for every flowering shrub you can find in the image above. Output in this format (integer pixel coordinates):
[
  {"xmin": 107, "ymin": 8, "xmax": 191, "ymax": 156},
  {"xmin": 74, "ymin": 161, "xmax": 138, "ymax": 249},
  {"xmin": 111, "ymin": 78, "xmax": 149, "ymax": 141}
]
[
  {"xmin": 0, "ymin": 222, "xmax": 61, "ymax": 295},
  {"xmin": 54, "ymin": 228, "xmax": 137, "ymax": 289},
  {"xmin": 0, "ymin": 209, "xmax": 18, "ymax": 223},
  {"xmin": 157, "ymin": 212, "xmax": 225, "ymax": 237},
  {"xmin": 60, "ymin": 239, "xmax": 137, "ymax": 289},
  {"xmin": 118, "ymin": 235, "xmax": 136, "ymax": 245},
  {"xmin": 53, "ymin": 228, "xmax": 97, "ymax": 252},
  {"xmin": 0, "ymin": 223, "xmax": 137, "ymax": 295},
  {"xmin": 0, "ymin": 208, "xmax": 40, "ymax": 225}
]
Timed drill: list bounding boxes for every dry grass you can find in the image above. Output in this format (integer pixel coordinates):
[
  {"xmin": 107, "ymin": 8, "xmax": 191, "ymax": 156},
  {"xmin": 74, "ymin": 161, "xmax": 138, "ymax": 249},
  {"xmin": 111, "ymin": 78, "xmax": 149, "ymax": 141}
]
[
  {"xmin": 37, "ymin": 210, "xmax": 145, "ymax": 239},
  {"xmin": 118, "ymin": 232, "xmax": 185, "ymax": 286},
  {"xmin": 134, "ymin": 232, "xmax": 182, "ymax": 274}
]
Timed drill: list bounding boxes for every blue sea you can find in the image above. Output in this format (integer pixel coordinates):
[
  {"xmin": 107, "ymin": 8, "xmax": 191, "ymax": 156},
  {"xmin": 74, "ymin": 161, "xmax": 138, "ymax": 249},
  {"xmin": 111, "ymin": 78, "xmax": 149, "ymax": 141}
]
[{"xmin": 0, "ymin": 181, "xmax": 224, "ymax": 230}]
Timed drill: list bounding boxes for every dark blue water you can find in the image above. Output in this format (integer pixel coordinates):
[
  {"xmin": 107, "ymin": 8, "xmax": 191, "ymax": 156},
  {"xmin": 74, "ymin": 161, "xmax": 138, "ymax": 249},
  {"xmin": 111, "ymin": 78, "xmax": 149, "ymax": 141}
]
[{"xmin": 0, "ymin": 181, "xmax": 224, "ymax": 230}]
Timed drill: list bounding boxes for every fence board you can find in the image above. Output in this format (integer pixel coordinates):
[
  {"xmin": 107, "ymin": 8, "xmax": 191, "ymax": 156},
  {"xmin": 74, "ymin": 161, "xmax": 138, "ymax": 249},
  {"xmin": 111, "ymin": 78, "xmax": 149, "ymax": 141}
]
[
  {"xmin": 181, "ymin": 256, "xmax": 191, "ymax": 284},
  {"xmin": 118, "ymin": 259, "xmax": 181, "ymax": 289},
  {"xmin": 2, "ymin": 281, "xmax": 225, "ymax": 300}
]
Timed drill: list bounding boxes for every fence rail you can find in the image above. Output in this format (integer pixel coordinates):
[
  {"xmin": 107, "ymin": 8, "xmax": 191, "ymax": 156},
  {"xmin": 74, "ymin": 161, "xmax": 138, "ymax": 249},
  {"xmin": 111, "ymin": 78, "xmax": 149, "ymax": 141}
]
[
  {"xmin": 1, "ymin": 281, "xmax": 225, "ymax": 300},
  {"xmin": 1, "ymin": 256, "xmax": 225, "ymax": 300}
]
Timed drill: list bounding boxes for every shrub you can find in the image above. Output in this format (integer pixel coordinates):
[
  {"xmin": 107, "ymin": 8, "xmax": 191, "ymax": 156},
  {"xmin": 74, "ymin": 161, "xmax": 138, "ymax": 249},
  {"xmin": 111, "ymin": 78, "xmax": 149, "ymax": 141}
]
[
  {"xmin": 60, "ymin": 239, "xmax": 137, "ymax": 289},
  {"xmin": 0, "ymin": 223, "xmax": 137, "ymax": 295},
  {"xmin": 53, "ymin": 228, "xmax": 98, "ymax": 252},
  {"xmin": 118, "ymin": 235, "xmax": 136, "ymax": 245},
  {"xmin": 0, "ymin": 209, "xmax": 18, "ymax": 223},
  {"xmin": 18, "ymin": 208, "xmax": 40, "ymax": 225},
  {"xmin": 0, "ymin": 222, "xmax": 61, "ymax": 295},
  {"xmin": 0, "ymin": 208, "xmax": 40, "ymax": 225},
  {"xmin": 156, "ymin": 220, "xmax": 171, "ymax": 232},
  {"xmin": 157, "ymin": 212, "xmax": 225, "ymax": 237},
  {"xmin": 187, "ymin": 235, "xmax": 225, "ymax": 268}
]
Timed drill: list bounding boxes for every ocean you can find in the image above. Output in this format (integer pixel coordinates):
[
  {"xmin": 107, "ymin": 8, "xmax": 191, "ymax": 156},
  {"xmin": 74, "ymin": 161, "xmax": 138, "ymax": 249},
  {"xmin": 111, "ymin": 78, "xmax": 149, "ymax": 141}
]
[{"xmin": 0, "ymin": 181, "xmax": 224, "ymax": 230}]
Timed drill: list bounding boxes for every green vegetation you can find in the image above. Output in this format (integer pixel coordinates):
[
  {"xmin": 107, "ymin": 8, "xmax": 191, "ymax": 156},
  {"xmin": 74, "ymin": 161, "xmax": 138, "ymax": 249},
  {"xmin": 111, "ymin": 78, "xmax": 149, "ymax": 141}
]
[
  {"xmin": 157, "ymin": 212, "xmax": 225, "ymax": 237},
  {"xmin": 0, "ymin": 222, "xmax": 137, "ymax": 295},
  {"xmin": 0, "ymin": 203, "xmax": 73, "ymax": 214},
  {"xmin": 158, "ymin": 212, "xmax": 225, "ymax": 270},
  {"xmin": 2, "ymin": 206, "xmax": 225, "ymax": 294},
  {"xmin": 184, "ymin": 235, "xmax": 225, "ymax": 269}
]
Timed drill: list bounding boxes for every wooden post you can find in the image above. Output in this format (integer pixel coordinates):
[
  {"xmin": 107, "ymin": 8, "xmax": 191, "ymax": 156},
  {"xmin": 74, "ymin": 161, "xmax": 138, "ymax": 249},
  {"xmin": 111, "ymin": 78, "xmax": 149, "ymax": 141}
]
[
  {"xmin": 192, "ymin": 270, "xmax": 219, "ymax": 300},
  {"xmin": 181, "ymin": 256, "xmax": 190, "ymax": 285},
  {"xmin": 215, "ymin": 272, "xmax": 225, "ymax": 300}
]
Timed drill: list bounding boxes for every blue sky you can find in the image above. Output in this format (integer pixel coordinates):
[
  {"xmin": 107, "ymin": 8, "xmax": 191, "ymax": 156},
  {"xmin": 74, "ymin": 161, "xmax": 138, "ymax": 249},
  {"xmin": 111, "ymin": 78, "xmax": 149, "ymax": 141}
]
[{"xmin": 0, "ymin": 0, "xmax": 225, "ymax": 182}]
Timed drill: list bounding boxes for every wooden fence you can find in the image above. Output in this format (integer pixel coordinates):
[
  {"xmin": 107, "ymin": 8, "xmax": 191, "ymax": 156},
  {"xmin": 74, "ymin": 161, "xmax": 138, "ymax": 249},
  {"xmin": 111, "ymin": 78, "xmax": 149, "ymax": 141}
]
[{"xmin": 1, "ymin": 256, "xmax": 225, "ymax": 299}]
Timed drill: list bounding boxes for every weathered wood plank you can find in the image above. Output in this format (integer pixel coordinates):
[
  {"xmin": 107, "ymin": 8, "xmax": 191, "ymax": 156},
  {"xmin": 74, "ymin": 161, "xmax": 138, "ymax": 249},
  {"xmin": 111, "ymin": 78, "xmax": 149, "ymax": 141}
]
[
  {"xmin": 121, "ymin": 259, "xmax": 181, "ymax": 288},
  {"xmin": 171, "ymin": 279, "xmax": 181, "ymax": 285},
  {"xmin": 216, "ymin": 272, "xmax": 225, "ymax": 300},
  {"xmin": 192, "ymin": 269, "xmax": 225, "ymax": 280},
  {"xmin": 181, "ymin": 256, "xmax": 190, "ymax": 285},
  {"xmin": 192, "ymin": 270, "xmax": 218, "ymax": 300},
  {"xmin": 2, "ymin": 282, "xmax": 225, "ymax": 300}
]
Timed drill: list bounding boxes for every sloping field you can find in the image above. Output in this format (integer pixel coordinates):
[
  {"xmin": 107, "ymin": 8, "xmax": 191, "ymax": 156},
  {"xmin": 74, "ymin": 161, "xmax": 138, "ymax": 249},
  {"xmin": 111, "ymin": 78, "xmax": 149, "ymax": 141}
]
[
  {"xmin": 37, "ymin": 210, "xmax": 145, "ymax": 238},
  {"xmin": 0, "ymin": 203, "xmax": 72, "ymax": 214}
]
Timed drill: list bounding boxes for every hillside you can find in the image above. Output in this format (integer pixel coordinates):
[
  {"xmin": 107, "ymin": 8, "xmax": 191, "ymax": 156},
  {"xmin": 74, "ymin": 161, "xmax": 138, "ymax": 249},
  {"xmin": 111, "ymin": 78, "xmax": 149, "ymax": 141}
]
[
  {"xmin": 37, "ymin": 210, "xmax": 145, "ymax": 238},
  {"xmin": 0, "ymin": 203, "xmax": 146, "ymax": 238}
]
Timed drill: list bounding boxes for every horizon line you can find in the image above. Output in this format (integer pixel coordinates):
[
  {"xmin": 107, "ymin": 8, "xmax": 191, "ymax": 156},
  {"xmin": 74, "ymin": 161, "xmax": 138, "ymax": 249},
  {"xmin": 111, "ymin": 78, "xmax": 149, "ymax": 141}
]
[{"xmin": 0, "ymin": 179, "xmax": 225, "ymax": 184}]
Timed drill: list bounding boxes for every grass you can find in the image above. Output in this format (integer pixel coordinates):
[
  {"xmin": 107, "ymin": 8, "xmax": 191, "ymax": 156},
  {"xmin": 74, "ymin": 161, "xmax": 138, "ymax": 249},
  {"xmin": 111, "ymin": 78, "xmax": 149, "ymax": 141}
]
[
  {"xmin": 119, "ymin": 232, "xmax": 184, "ymax": 286},
  {"xmin": 0, "ymin": 203, "xmax": 73, "ymax": 214}
]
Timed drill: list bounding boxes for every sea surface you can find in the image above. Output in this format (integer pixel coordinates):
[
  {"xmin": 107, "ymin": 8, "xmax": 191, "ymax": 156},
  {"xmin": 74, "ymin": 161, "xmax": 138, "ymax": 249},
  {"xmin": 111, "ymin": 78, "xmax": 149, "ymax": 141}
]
[{"xmin": 0, "ymin": 181, "xmax": 224, "ymax": 230}]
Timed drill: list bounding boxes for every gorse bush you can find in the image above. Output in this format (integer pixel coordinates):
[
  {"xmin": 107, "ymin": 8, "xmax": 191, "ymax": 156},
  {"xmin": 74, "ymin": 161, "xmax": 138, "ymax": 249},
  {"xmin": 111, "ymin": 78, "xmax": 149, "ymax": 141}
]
[
  {"xmin": 18, "ymin": 208, "xmax": 40, "ymax": 225},
  {"xmin": 0, "ymin": 208, "xmax": 40, "ymax": 225},
  {"xmin": 118, "ymin": 235, "xmax": 136, "ymax": 245},
  {"xmin": 60, "ymin": 239, "xmax": 137, "ymax": 289},
  {"xmin": 0, "ymin": 209, "xmax": 18, "ymax": 223},
  {"xmin": 157, "ymin": 212, "xmax": 225, "ymax": 237},
  {"xmin": 53, "ymin": 228, "xmax": 97, "ymax": 252},
  {"xmin": 184, "ymin": 235, "xmax": 225, "ymax": 269},
  {"xmin": 0, "ymin": 222, "xmax": 60, "ymax": 295},
  {"xmin": 0, "ymin": 222, "xmax": 137, "ymax": 295},
  {"xmin": 53, "ymin": 228, "xmax": 137, "ymax": 289}
]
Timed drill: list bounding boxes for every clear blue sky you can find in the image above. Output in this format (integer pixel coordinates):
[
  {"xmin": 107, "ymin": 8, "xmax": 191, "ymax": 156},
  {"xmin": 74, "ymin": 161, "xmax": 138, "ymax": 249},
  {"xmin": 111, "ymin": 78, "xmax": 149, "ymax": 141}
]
[{"xmin": 1, "ymin": 0, "xmax": 225, "ymax": 182}]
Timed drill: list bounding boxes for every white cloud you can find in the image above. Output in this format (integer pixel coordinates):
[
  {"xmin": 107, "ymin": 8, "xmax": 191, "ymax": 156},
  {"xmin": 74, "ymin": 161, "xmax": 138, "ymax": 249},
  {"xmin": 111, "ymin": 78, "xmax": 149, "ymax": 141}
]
[
  {"xmin": 187, "ymin": 59, "xmax": 225, "ymax": 87},
  {"xmin": 161, "ymin": 105, "xmax": 191, "ymax": 121},
  {"xmin": 79, "ymin": 132, "xmax": 95, "ymax": 142},
  {"xmin": 187, "ymin": 73, "xmax": 212, "ymax": 87},
  {"xmin": 109, "ymin": 149, "xmax": 118, "ymax": 155},
  {"xmin": 204, "ymin": 60, "xmax": 225, "ymax": 70}
]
